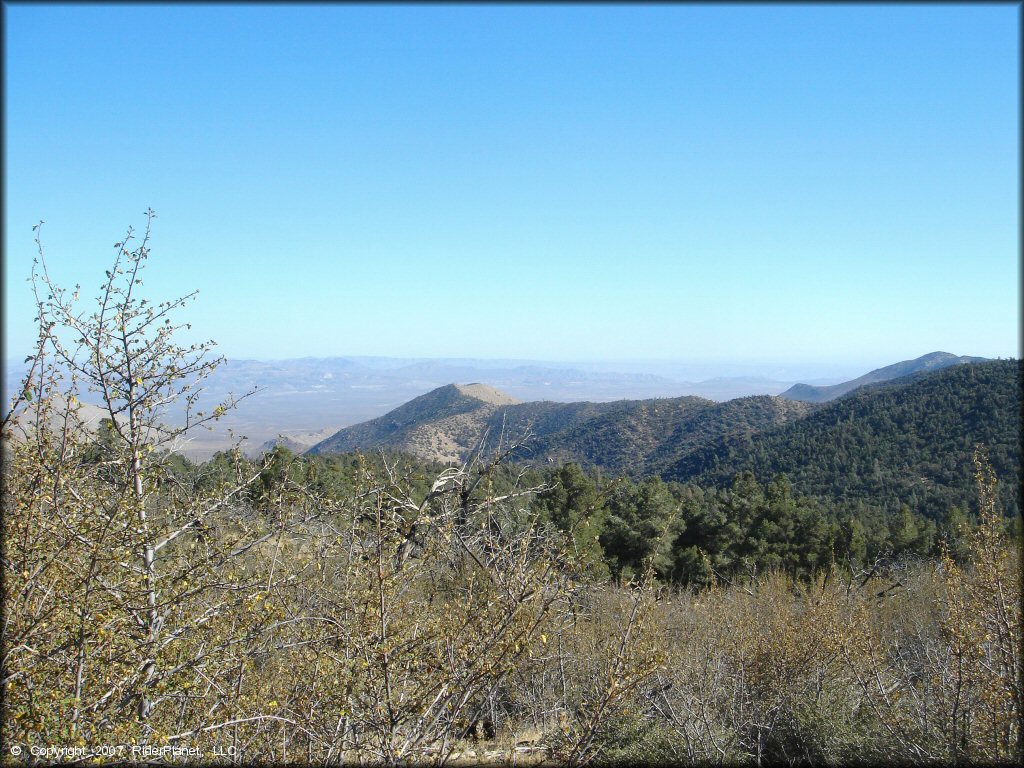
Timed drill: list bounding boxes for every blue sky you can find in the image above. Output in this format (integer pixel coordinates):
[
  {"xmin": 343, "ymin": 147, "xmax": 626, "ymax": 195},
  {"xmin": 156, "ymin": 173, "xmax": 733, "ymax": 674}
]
[{"xmin": 3, "ymin": 3, "xmax": 1019, "ymax": 374}]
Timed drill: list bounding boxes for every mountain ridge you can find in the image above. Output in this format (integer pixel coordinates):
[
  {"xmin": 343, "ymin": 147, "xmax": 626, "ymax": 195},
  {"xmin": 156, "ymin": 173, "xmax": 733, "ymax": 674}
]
[
  {"xmin": 306, "ymin": 381, "xmax": 817, "ymax": 473},
  {"xmin": 309, "ymin": 352, "xmax": 994, "ymax": 468},
  {"xmin": 672, "ymin": 358, "xmax": 1020, "ymax": 519},
  {"xmin": 779, "ymin": 351, "xmax": 988, "ymax": 403},
  {"xmin": 304, "ymin": 355, "xmax": 1019, "ymax": 521}
]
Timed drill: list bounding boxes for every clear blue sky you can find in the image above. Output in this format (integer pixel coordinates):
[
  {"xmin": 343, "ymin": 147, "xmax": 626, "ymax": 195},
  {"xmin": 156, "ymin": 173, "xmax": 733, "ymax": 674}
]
[{"xmin": 4, "ymin": 3, "xmax": 1019, "ymax": 373}]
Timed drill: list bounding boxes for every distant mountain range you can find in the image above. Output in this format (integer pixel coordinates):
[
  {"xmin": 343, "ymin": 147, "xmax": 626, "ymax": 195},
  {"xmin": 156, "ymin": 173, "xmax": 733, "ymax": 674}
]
[
  {"xmin": 4, "ymin": 352, "xmax": 1003, "ymax": 471},
  {"xmin": 778, "ymin": 351, "xmax": 987, "ymax": 403},
  {"xmin": 5, "ymin": 350, "xmax": 1014, "ymax": 518},
  {"xmin": 4, "ymin": 355, "xmax": 841, "ymax": 460},
  {"xmin": 306, "ymin": 354, "xmax": 1019, "ymax": 519}
]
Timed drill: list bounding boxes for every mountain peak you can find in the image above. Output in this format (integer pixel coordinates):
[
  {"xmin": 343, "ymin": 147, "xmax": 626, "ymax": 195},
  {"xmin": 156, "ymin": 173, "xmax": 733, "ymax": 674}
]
[
  {"xmin": 453, "ymin": 382, "xmax": 519, "ymax": 405},
  {"xmin": 307, "ymin": 381, "xmax": 520, "ymax": 461}
]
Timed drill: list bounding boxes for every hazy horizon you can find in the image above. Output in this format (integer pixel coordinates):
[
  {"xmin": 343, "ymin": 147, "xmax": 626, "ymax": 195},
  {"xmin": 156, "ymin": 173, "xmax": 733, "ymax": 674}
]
[{"xmin": 6, "ymin": 349, "xmax": 996, "ymax": 391}]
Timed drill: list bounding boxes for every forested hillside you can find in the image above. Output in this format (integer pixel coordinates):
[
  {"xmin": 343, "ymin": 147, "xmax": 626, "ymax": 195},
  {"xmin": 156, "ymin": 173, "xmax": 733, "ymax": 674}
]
[
  {"xmin": 507, "ymin": 395, "xmax": 812, "ymax": 477},
  {"xmin": 309, "ymin": 361, "xmax": 1020, "ymax": 524},
  {"xmin": 667, "ymin": 359, "xmax": 1021, "ymax": 520},
  {"xmin": 311, "ymin": 387, "xmax": 815, "ymax": 477}
]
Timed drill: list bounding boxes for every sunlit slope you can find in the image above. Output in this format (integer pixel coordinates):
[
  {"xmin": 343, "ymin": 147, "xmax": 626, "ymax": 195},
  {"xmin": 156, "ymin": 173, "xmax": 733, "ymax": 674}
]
[
  {"xmin": 307, "ymin": 383, "xmax": 520, "ymax": 463},
  {"xmin": 308, "ymin": 384, "xmax": 814, "ymax": 475}
]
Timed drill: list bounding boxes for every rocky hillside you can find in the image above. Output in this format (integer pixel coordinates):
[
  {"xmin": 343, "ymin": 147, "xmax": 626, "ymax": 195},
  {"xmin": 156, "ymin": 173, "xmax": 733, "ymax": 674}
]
[
  {"xmin": 308, "ymin": 383, "xmax": 814, "ymax": 473},
  {"xmin": 307, "ymin": 383, "xmax": 520, "ymax": 463}
]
